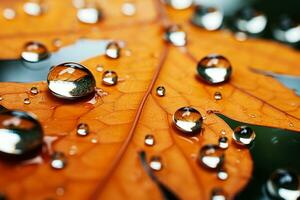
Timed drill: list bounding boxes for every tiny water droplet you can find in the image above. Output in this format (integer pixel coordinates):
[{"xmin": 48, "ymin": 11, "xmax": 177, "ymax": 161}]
[
  {"xmin": 235, "ymin": 7, "xmax": 267, "ymax": 34},
  {"xmin": 23, "ymin": 1, "xmax": 44, "ymax": 16},
  {"xmin": 51, "ymin": 151, "xmax": 67, "ymax": 170},
  {"xmin": 164, "ymin": 25, "xmax": 187, "ymax": 47},
  {"xmin": 220, "ymin": 129, "xmax": 226, "ymax": 135},
  {"xmin": 234, "ymin": 31, "xmax": 248, "ymax": 41},
  {"xmin": 52, "ymin": 38, "xmax": 62, "ymax": 48},
  {"xmin": 77, "ymin": 6, "xmax": 102, "ymax": 24},
  {"xmin": 144, "ymin": 134, "xmax": 155, "ymax": 146},
  {"xmin": 218, "ymin": 136, "xmax": 229, "ymax": 149},
  {"xmin": 102, "ymin": 70, "xmax": 118, "ymax": 86},
  {"xmin": 68, "ymin": 145, "xmax": 78, "ymax": 156},
  {"xmin": 149, "ymin": 156, "xmax": 163, "ymax": 171},
  {"xmin": 96, "ymin": 64, "xmax": 104, "ymax": 72},
  {"xmin": 0, "ymin": 110, "xmax": 43, "ymax": 160},
  {"xmin": 198, "ymin": 144, "xmax": 224, "ymax": 169},
  {"xmin": 3, "ymin": 8, "xmax": 16, "ymax": 20},
  {"xmin": 266, "ymin": 169, "xmax": 300, "ymax": 200},
  {"xmin": 232, "ymin": 126, "xmax": 256, "ymax": 146},
  {"xmin": 21, "ymin": 41, "xmax": 49, "ymax": 63},
  {"xmin": 165, "ymin": 0, "xmax": 193, "ymax": 10},
  {"xmin": 197, "ymin": 54, "xmax": 232, "ymax": 84},
  {"xmin": 211, "ymin": 188, "xmax": 228, "ymax": 200},
  {"xmin": 121, "ymin": 2, "xmax": 136, "ymax": 16},
  {"xmin": 289, "ymin": 121, "xmax": 294, "ymax": 127},
  {"xmin": 23, "ymin": 98, "xmax": 31, "ymax": 105},
  {"xmin": 156, "ymin": 86, "xmax": 166, "ymax": 97},
  {"xmin": 105, "ymin": 42, "xmax": 121, "ymax": 59},
  {"xmin": 30, "ymin": 87, "xmax": 39, "ymax": 95},
  {"xmin": 173, "ymin": 106, "xmax": 203, "ymax": 135},
  {"xmin": 191, "ymin": 6, "xmax": 223, "ymax": 31},
  {"xmin": 91, "ymin": 137, "xmax": 98, "ymax": 144},
  {"xmin": 0, "ymin": 96, "xmax": 3, "ymax": 101},
  {"xmin": 214, "ymin": 91, "xmax": 222, "ymax": 100},
  {"xmin": 76, "ymin": 123, "xmax": 89, "ymax": 136},
  {"xmin": 47, "ymin": 62, "xmax": 96, "ymax": 99},
  {"xmin": 56, "ymin": 187, "xmax": 65, "ymax": 196},
  {"xmin": 217, "ymin": 168, "xmax": 229, "ymax": 181},
  {"xmin": 273, "ymin": 15, "xmax": 300, "ymax": 44}
]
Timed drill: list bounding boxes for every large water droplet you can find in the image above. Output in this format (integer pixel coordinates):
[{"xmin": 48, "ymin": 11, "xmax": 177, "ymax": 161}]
[
  {"xmin": 51, "ymin": 151, "xmax": 67, "ymax": 170},
  {"xmin": 235, "ymin": 7, "xmax": 267, "ymax": 34},
  {"xmin": 198, "ymin": 144, "xmax": 224, "ymax": 169},
  {"xmin": 47, "ymin": 62, "xmax": 96, "ymax": 99},
  {"xmin": 191, "ymin": 6, "xmax": 223, "ymax": 31},
  {"xmin": 102, "ymin": 70, "xmax": 118, "ymax": 86},
  {"xmin": 0, "ymin": 110, "xmax": 43, "ymax": 160},
  {"xmin": 3, "ymin": 8, "xmax": 16, "ymax": 20},
  {"xmin": 23, "ymin": 1, "xmax": 44, "ymax": 16},
  {"xmin": 165, "ymin": 0, "xmax": 193, "ymax": 10},
  {"xmin": 197, "ymin": 54, "xmax": 232, "ymax": 84},
  {"xmin": 105, "ymin": 42, "xmax": 121, "ymax": 59},
  {"xmin": 76, "ymin": 123, "xmax": 89, "ymax": 136},
  {"xmin": 232, "ymin": 126, "xmax": 256, "ymax": 146},
  {"xmin": 156, "ymin": 86, "xmax": 166, "ymax": 97},
  {"xmin": 266, "ymin": 169, "xmax": 300, "ymax": 200},
  {"xmin": 164, "ymin": 25, "xmax": 187, "ymax": 47},
  {"xmin": 211, "ymin": 188, "xmax": 227, "ymax": 200},
  {"xmin": 144, "ymin": 134, "xmax": 155, "ymax": 146},
  {"xmin": 273, "ymin": 15, "xmax": 300, "ymax": 44},
  {"xmin": 77, "ymin": 6, "xmax": 102, "ymax": 24},
  {"xmin": 21, "ymin": 41, "xmax": 49, "ymax": 63},
  {"xmin": 173, "ymin": 106, "xmax": 202, "ymax": 135},
  {"xmin": 218, "ymin": 136, "xmax": 229, "ymax": 149},
  {"xmin": 149, "ymin": 156, "xmax": 163, "ymax": 171}
]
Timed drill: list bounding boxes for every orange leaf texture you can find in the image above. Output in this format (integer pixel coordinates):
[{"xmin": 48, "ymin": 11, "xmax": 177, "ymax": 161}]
[{"xmin": 0, "ymin": 0, "xmax": 300, "ymax": 200}]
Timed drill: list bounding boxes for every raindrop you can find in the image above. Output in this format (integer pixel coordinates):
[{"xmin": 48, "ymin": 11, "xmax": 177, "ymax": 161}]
[
  {"xmin": 197, "ymin": 54, "xmax": 232, "ymax": 84},
  {"xmin": 3, "ymin": 8, "xmax": 16, "ymax": 20},
  {"xmin": 214, "ymin": 91, "xmax": 222, "ymax": 100},
  {"xmin": 218, "ymin": 136, "xmax": 229, "ymax": 149},
  {"xmin": 273, "ymin": 15, "xmax": 300, "ymax": 44},
  {"xmin": 235, "ymin": 7, "xmax": 267, "ymax": 34},
  {"xmin": 191, "ymin": 6, "xmax": 223, "ymax": 31},
  {"xmin": 266, "ymin": 169, "xmax": 300, "ymax": 200},
  {"xmin": 165, "ymin": 0, "xmax": 193, "ymax": 10},
  {"xmin": 102, "ymin": 70, "xmax": 118, "ymax": 86},
  {"xmin": 76, "ymin": 123, "xmax": 89, "ymax": 136},
  {"xmin": 23, "ymin": 1, "xmax": 44, "ymax": 16},
  {"xmin": 164, "ymin": 25, "xmax": 187, "ymax": 47},
  {"xmin": 232, "ymin": 126, "xmax": 256, "ymax": 146},
  {"xmin": 149, "ymin": 156, "xmax": 163, "ymax": 171},
  {"xmin": 77, "ymin": 6, "xmax": 102, "ymax": 24},
  {"xmin": 144, "ymin": 134, "xmax": 155, "ymax": 146},
  {"xmin": 96, "ymin": 64, "xmax": 104, "ymax": 72},
  {"xmin": 172, "ymin": 106, "xmax": 203, "ymax": 135},
  {"xmin": 156, "ymin": 86, "xmax": 166, "ymax": 97},
  {"xmin": 0, "ymin": 110, "xmax": 43, "ymax": 160},
  {"xmin": 105, "ymin": 42, "xmax": 121, "ymax": 59},
  {"xmin": 51, "ymin": 151, "xmax": 67, "ymax": 170},
  {"xmin": 30, "ymin": 87, "xmax": 39, "ymax": 95},
  {"xmin": 211, "ymin": 188, "xmax": 227, "ymax": 200},
  {"xmin": 21, "ymin": 41, "xmax": 49, "ymax": 63},
  {"xmin": 121, "ymin": 2, "xmax": 136, "ymax": 16},
  {"xmin": 217, "ymin": 168, "xmax": 229, "ymax": 181},
  {"xmin": 47, "ymin": 62, "xmax": 96, "ymax": 100},
  {"xmin": 23, "ymin": 98, "xmax": 31, "ymax": 105},
  {"xmin": 198, "ymin": 144, "xmax": 224, "ymax": 169}
]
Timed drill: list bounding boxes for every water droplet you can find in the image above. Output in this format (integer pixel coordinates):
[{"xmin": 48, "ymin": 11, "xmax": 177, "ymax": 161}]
[
  {"xmin": 23, "ymin": 98, "xmax": 31, "ymax": 105},
  {"xmin": 156, "ymin": 86, "xmax": 166, "ymax": 97},
  {"xmin": 164, "ymin": 25, "xmax": 187, "ymax": 47},
  {"xmin": 191, "ymin": 6, "xmax": 223, "ymax": 31},
  {"xmin": 197, "ymin": 54, "xmax": 232, "ymax": 84},
  {"xmin": 149, "ymin": 156, "xmax": 163, "ymax": 171},
  {"xmin": 144, "ymin": 134, "xmax": 155, "ymax": 146},
  {"xmin": 218, "ymin": 136, "xmax": 229, "ymax": 149},
  {"xmin": 214, "ymin": 91, "xmax": 222, "ymax": 100},
  {"xmin": 47, "ymin": 62, "xmax": 96, "ymax": 99},
  {"xmin": 165, "ymin": 0, "xmax": 193, "ymax": 10},
  {"xmin": 3, "ymin": 8, "xmax": 16, "ymax": 20},
  {"xmin": 266, "ymin": 169, "xmax": 300, "ymax": 200},
  {"xmin": 217, "ymin": 168, "xmax": 229, "ymax": 180},
  {"xmin": 0, "ymin": 96, "xmax": 3, "ymax": 101},
  {"xmin": 198, "ymin": 144, "xmax": 224, "ymax": 169},
  {"xmin": 77, "ymin": 6, "xmax": 102, "ymax": 24},
  {"xmin": 102, "ymin": 70, "xmax": 118, "ymax": 86},
  {"xmin": 21, "ymin": 41, "xmax": 49, "ymax": 63},
  {"xmin": 68, "ymin": 145, "xmax": 78, "ymax": 156},
  {"xmin": 211, "ymin": 188, "xmax": 227, "ymax": 200},
  {"xmin": 91, "ymin": 137, "xmax": 98, "ymax": 144},
  {"xmin": 30, "ymin": 87, "xmax": 39, "ymax": 95},
  {"xmin": 273, "ymin": 15, "xmax": 300, "ymax": 44},
  {"xmin": 235, "ymin": 7, "xmax": 267, "ymax": 34},
  {"xmin": 52, "ymin": 38, "xmax": 62, "ymax": 48},
  {"xmin": 96, "ymin": 64, "xmax": 104, "ymax": 72},
  {"xmin": 105, "ymin": 42, "xmax": 121, "ymax": 59},
  {"xmin": 56, "ymin": 187, "xmax": 65, "ymax": 196},
  {"xmin": 50, "ymin": 151, "xmax": 67, "ymax": 170},
  {"xmin": 232, "ymin": 126, "xmax": 256, "ymax": 146},
  {"xmin": 76, "ymin": 123, "xmax": 89, "ymax": 136},
  {"xmin": 23, "ymin": 1, "xmax": 44, "ymax": 16},
  {"xmin": 234, "ymin": 31, "xmax": 248, "ymax": 42},
  {"xmin": 121, "ymin": 2, "xmax": 136, "ymax": 16},
  {"xmin": 0, "ymin": 110, "xmax": 43, "ymax": 160},
  {"xmin": 220, "ymin": 129, "xmax": 226, "ymax": 135},
  {"xmin": 172, "ymin": 106, "xmax": 203, "ymax": 135}
]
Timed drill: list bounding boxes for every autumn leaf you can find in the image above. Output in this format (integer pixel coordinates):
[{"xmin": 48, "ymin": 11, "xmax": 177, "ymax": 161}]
[{"xmin": 0, "ymin": 0, "xmax": 299, "ymax": 200}]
